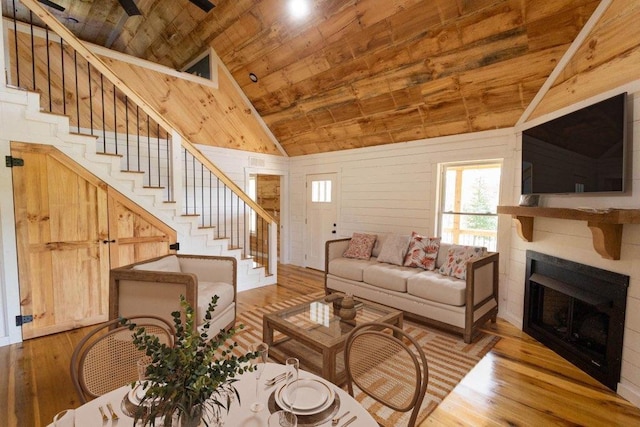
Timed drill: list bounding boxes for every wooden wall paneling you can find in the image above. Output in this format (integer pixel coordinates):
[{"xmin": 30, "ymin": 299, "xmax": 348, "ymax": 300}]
[
  {"xmin": 107, "ymin": 188, "xmax": 177, "ymax": 268},
  {"xmin": 10, "ymin": 142, "xmax": 110, "ymax": 339},
  {"xmin": 7, "ymin": 28, "xmax": 162, "ymax": 140},
  {"xmin": 530, "ymin": 1, "xmax": 640, "ymax": 119},
  {"xmin": 10, "ymin": 142, "xmax": 176, "ymax": 339},
  {"xmin": 101, "ymin": 56, "xmax": 282, "ymax": 154},
  {"xmin": 10, "ymin": 23, "xmax": 280, "ymax": 155},
  {"xmin": 7, "ymin": 0, "xmax": 604, "ymax": 156}
]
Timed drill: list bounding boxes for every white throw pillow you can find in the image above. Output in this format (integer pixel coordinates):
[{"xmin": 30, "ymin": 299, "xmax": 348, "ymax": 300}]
[
  {"xmin": 438, "ymin": 245, "xmax": 487, "ymax": 280},
  {"xmin": 377, "ymin": 234, "xmax": 411, "ymax": 265}
]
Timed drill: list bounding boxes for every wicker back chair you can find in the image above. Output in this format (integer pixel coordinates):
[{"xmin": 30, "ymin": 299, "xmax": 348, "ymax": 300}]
[
  {"xmin": 344, "ymin": 322, "xmax": 429, "ymax": 427},
  {"xmin": 70, "ymin": 315, "xmax": 174, "ymax": 403}
]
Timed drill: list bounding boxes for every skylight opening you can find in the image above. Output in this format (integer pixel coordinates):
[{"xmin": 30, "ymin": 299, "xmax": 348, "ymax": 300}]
[{"xmin": 289, "ymin": 0, "xmax": 310, "ymax": 20}]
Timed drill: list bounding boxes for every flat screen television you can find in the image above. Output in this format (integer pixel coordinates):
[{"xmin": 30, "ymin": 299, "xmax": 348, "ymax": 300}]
[{"xmin": 521, "ymin": 92, "xmax": 628, "ymax": 195}]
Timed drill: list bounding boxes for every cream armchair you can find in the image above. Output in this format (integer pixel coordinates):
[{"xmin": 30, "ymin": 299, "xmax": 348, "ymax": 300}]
[{"xmin": 109, "ymin": 254, "xmax": 237, "ymax": 333}]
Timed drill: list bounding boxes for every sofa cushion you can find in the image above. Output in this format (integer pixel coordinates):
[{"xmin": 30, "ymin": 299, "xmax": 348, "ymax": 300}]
[
  {"xmin": 377, "ymin": 234, "xmax": 410, "ymax": 265},
  {"xmin": 328, "ymin": 258, "xmax": 377, "ymax": 281},
  {"xmin": 403, "ymin": 233, "xmax": 441, "ymax": 270},
  {"xmin": 363, "ymin": 263, "xmax": 420, "ymax": 293},
  {"xmin": 407, "ymin": 271, "xmax": 467, "ymax": 306},
  {"xmin": 132, "ymin": 255, "xmax": 181, "ymax": 272},
  {"xmin": 343, "ymin": 233, "xmax": 377, "ymax": 260},
  {"xmin": 439, "ymin": 245, "xmax": 487, "ymax": 280},
  {"xmin": 197, "ymin": 281, "xmax": 234, "ymax": 319}
]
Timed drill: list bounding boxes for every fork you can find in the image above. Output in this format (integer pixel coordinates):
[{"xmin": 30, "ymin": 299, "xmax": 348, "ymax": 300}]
[
  {"xmin": 107, "ymin": 402, "xmax": 119, "ymax": 420},
  {"xmin": 98, "ymin": 406, "xmax": 108, "ymax": 422},
  {"xmin": 332, "ymin": 410, "xmax": 350, "ymax": 425},
  {"xmin": 266, "ymin": 371, "xmax": 290, "ymax": 386}
]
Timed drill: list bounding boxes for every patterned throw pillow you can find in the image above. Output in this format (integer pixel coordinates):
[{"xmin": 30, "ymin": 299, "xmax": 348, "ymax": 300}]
[
  {"xmin": 343, "ymin": 233, "xmax": 377, "ymax": 260},
  {"xmin": 403, "ymin": 232, "xmax": 441, "ymax": 270},
  {"xmin": 377, "ymin": 234, "xmax": 411, "ymax": 265},
  {"xmin": 438, "ymin": 245, "xmax": 487, "ymax": 280}
]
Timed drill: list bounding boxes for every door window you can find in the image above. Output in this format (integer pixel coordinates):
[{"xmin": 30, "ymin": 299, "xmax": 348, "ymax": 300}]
[{"xmin": 311, "ymin": 180, "xmax": 332, "ymax": 203}]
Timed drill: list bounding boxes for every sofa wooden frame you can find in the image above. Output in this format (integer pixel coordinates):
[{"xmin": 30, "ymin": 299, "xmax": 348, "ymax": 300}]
[{"xmin": 325, "ymin": 238, "xmax": 499, "ymax": 343}]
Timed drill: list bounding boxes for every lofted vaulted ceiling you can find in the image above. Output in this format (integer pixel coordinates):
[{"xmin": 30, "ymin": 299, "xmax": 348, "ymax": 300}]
[{"xmin": 3, "ymin": 0, "xmax": 603, "ymax": 156}]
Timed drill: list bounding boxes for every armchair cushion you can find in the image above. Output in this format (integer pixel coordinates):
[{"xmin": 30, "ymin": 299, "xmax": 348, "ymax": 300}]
[
  {"xmin": 198, "ymin": 281, "xmax": 234, "ymax": 320},
  {"xmin": 132, "ymin": 255, "xmax": 181, "ymax": 272}
]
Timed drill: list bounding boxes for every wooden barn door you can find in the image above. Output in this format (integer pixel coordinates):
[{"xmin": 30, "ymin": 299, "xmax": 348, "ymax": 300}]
[
  {"xmin": 10, "ymin": 142, "xmax": 176, "ymax": 339},
  {"xmin": 107, "ymin": 187, "xmax": 176, "ymax": 268}
]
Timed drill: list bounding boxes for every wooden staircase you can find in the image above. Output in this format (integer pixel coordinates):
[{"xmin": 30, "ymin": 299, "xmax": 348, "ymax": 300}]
[
  {"xmin": 3, "ymin": 84, "xmax": 275, "ymax": 292},
  {"xmin": 2, "ymin": 0, "xmax": 278, "ymax": 291}
]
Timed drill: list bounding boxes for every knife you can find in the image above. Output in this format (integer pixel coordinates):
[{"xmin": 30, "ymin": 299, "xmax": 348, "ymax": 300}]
[{"xmin": 341, "ymin": 415, "xmax": 357, "ymax": 427}]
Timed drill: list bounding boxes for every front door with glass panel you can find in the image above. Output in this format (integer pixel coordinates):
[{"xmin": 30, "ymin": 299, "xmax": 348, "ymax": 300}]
[{"xmin": 305, "ymin": 173, "xmax": 337, "ymax": 270}]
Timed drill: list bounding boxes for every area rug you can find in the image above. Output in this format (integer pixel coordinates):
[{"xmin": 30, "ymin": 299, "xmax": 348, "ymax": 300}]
[{"xmin": 232, "ymin": 292, "xmax": 499, "ymax": 426}]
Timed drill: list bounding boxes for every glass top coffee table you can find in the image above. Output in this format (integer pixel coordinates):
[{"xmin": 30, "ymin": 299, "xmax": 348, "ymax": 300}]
[{"xmin": 262, "ymin": 294, "xmax": 403, "ymax": 385}]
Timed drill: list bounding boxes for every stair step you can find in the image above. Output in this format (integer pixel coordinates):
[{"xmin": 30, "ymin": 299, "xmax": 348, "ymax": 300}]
[
  {"xmin": 95, "ymin": 152, "xmax": 123, "ymax": 158},
  {"xmin": 18, "ymin": 85, "xmax": 271, "ymax": 291},
  {"xmin": 69, "ymin": 131, "xmax": 99, "ymax": 140}
]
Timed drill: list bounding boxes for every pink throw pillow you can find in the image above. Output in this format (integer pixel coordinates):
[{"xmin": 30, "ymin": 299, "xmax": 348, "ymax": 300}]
[
  {"xmin": 403, "ymin": 232, "xmax": 441, "ymax": 270},
  {"xmin": 343, "ymin": 233, "xmax": 377, "ymax": 260}
]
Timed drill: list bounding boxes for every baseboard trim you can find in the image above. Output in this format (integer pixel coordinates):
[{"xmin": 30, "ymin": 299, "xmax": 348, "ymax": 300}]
[
  {"xmin": 618, "ymin": 381, "xmax": 640, "ymax": 409},
  {"xmin": 501, "ymin": 312, "xmax": 523, "ymax": 330}
]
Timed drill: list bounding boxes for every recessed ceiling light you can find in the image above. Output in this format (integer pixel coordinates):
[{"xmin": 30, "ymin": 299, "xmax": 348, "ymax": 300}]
[
  {"xmin": 288, "ymin": 0, "xmax": 310, "ymax": 19},
  {"xmin": 249, "ymin": 73, "xmax": 258, "ymax": 83}
]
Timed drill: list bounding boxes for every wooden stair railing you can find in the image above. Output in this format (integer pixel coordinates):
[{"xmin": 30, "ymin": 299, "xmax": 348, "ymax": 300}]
[{"xmin": 8, "ymin": 0, "xmax": 276, "ymax": 275}]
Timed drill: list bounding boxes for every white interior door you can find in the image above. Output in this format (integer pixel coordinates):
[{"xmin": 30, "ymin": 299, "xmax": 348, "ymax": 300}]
[{"xmin": 305, "ymin": 173, "xmax": 337, "ymax": 270}]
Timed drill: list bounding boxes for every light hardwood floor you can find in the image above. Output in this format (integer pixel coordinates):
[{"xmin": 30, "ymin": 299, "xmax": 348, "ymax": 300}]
[{"xmin": 2, "ymin": 264, "xmax": 640, "ymax": 426}]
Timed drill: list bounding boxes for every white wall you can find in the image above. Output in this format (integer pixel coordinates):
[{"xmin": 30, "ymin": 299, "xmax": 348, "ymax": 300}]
[
  {"xmin": 503, "ymin": 81, "xmax": 640, "ymax": 406},
  {"xmin": 195, "ymin": 144, "xmax": 290, "ymax": 261},
  {"xmin": 288, "ymin": 129, "xmax": 516, "ymax": 302}
]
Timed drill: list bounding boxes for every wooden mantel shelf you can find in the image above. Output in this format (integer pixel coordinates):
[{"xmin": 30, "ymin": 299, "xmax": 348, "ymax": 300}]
[{"xmin": 497, "ymin": 206, "xmax": 640, "ymax": 260}]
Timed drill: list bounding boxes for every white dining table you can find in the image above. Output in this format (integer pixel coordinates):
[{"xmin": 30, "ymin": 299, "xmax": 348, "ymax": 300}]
[{"xmin": 52, "ymin": 362, "xmax": 376, "ymax": 426}]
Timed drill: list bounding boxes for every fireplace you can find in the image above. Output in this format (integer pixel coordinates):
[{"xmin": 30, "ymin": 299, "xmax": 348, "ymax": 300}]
[{"xmin": 523, "ymin": 250, "xmax": 629, "ymax": 390}]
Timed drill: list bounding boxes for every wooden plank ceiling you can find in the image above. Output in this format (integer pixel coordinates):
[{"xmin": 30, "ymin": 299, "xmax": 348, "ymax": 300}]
[{"xmin": 3, "ymin": 0, "xmax": 602, "ymax": 156}]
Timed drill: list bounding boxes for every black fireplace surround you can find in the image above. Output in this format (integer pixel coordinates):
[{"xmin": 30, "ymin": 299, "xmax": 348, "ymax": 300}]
[{"xmin": 524, "ymin": 250, "xmax": 629, "ymax": 390}]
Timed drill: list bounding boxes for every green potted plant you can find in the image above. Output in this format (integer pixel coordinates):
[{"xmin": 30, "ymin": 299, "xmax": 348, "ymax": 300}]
[{"xmin": 122, "ymin": 295, "xmax": 256, "ymax": 427}]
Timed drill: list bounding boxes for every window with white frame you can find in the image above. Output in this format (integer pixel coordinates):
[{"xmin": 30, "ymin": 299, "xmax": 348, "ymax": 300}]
[{"xmin": 438, "ymin": 161, "xmax": 501, "ymax": 251}]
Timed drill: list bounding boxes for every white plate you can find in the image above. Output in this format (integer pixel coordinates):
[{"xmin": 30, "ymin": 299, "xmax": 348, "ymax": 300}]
[
  {"xmin": 283, "ymin": 379, "xmax": 328, "ymax": 410},
  {"xmin": 275, "ymin": 379, "xmax": 334, "ymax": 415}
]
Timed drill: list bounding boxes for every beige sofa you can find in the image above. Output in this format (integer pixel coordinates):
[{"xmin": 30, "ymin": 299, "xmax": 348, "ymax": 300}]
[
  {"xmin": 325, "ymin": 238, "xmax": 499, "ymax": 343},
  {"xmin": 110, "ymin": 254, "xmax": 237, "ymax": 333}
]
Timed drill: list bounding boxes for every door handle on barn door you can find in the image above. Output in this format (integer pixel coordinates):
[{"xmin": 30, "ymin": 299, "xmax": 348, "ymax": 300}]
[{"xmin": 102, "ymin": 239, "xmax": 116, "ymax": 244}]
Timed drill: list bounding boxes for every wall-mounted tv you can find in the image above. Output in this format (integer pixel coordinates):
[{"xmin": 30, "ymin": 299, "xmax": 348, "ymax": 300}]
[{"xmin": 522, "ymin": 92, "xmax": 628, "ymax": 195}]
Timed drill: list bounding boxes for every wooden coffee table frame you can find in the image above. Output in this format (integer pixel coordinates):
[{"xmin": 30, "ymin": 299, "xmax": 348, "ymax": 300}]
[{"xmin": 263, "ymin": 296, "xmax": 403, "ymax": 385}]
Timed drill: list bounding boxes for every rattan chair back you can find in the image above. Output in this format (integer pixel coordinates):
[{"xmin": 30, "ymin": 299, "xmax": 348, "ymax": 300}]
[
  {"xmin": 344, "ymin": 322, "xmax": 429, "ymax": 427},
  {"xmin": 70, "ymin": 315, "xmax": 174, "ymax": 403}
]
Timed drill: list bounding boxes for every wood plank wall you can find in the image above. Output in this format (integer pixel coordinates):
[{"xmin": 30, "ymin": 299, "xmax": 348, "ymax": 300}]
[
  {"xmin": 530, "ymin": 1, "xmax": 640, "ymax": 119},
  {"xmin": 5, "ymin": 27, "xmax": 281, "ymax": 156}
]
